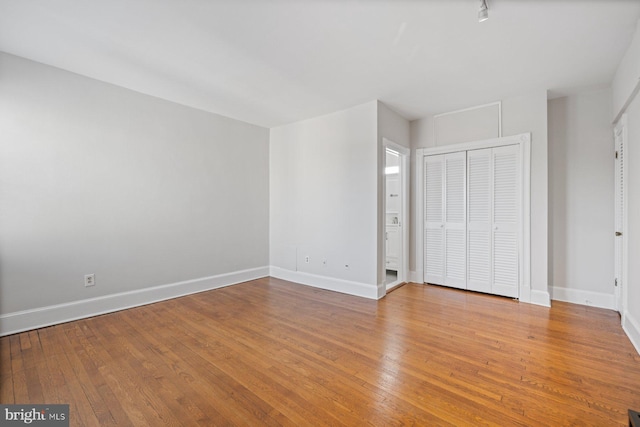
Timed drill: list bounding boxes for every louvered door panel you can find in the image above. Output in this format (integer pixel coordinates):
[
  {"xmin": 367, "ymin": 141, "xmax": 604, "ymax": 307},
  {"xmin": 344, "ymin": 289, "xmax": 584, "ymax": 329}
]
[
  {"xmin": 443, "ymin": 152, "xmax": 466, "ymax": 289},
  {"xmin": 445, "ymin": 229, "xmax": 466, "ymax": 285},
  {"xmin": 494, "ymin": 231, "xmax": 518, "ymax": 292},
  {"xmin": 467, "ymin": 149, "xmax": 492, "ymax": 293},
  {"xmin": 425, "ymin": 228, "xmax": 443, "ymax": 281},
  {"xmin": 424, "ymin": 155, "xmax": 444, "ymax": 285},
  {"xmin": 423, "ymin": 144, "xmax": 521, "ymax": 297},
  {"xmin": 492, "ymin": 145, "xmax": 520, "ymax": 297}
]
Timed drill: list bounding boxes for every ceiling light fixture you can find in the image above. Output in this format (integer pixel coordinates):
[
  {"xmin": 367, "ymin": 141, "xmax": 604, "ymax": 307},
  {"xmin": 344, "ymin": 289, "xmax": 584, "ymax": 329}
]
[{"xmin": 478, "ymin": 0, "xmax": 489, "ymax": 23}]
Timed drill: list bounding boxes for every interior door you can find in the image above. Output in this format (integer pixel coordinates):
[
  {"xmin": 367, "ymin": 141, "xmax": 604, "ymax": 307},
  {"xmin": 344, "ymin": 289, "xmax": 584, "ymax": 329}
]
[
  {"xmin": 424, "ymin": 155, "xmax": 444, "ymax": 285},
  {"xmin": 614, "ymin": 123, "xmax": 625, "ymax": 314},
  {"xmin": 443, "ymin": 151, "xmax": 467, "ymax": 289},
  {"xmin": 424, "ymin": 152, "xmax": 467, "ymax": 289},
  {"xmin": 491, "ymin": 145, "xmax": 520, "ymax": 298},
  {"xmin": 467, "ymin": 148, "xmax": 492, "ymax": 293}
]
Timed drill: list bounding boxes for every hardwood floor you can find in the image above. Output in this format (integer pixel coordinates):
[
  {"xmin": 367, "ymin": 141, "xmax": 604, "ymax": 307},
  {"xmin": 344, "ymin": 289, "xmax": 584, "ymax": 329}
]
[{"xmin": 1, "ymin": 278, "xmax": 639, "ymax": 426}]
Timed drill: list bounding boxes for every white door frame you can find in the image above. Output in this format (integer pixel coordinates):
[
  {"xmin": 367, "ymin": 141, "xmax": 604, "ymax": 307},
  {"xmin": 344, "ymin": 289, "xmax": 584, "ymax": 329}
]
[
  {"xmin": 383, "ymin": 139, "xmax": 410, "ymax": 292},
  {"xmin": 614, "ymin": 114, "xmax": 628, "ymax": 319},
  {"xmin": 415, "ymin": 133, "xmax": 531, "ymax": 302}
]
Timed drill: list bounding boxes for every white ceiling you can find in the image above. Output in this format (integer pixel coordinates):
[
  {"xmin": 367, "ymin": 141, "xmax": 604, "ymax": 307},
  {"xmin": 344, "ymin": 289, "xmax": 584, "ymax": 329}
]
[{"xmin": 1, "ymin": 0, "xmax": 639, "ymax": 128}]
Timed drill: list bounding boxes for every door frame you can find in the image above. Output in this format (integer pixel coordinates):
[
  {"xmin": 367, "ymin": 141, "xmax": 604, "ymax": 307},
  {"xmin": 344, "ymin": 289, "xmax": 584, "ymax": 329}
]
[
  {"xmin": 614, "ymin": 114, "xmax": 628, "ymax": 318},
  {"xmin": 383, "ymin": 139, "xmax": 410, "ymax": 292},
  {"xmin": 415, "ymin": 133, "xmax": 531, "ymax": 302}
]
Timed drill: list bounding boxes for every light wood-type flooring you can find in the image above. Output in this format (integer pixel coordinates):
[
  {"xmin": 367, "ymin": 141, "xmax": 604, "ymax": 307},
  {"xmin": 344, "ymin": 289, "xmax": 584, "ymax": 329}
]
[{"xmin": 1, "ymin": 278, "xmax": 639, "ymax": 426}]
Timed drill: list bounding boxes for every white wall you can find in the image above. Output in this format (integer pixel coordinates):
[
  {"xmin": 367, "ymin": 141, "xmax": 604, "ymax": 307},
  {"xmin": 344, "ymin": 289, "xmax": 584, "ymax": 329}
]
[
  {"xmin": 623, "ymin": 93, "xmax": 640, "ymax": 353},
  {"xmin": 0, "ymin": 53, "xmax": 270, "ymax": 331},
  {"xmin": 613, "ymin": 20, "xmax": 640, "ymax": 353},
  {"xmin": 377, "ymin": 102, "xmax": 410, "ymax": 288},
  {"xmin": 613, "ymin": 20, "xmax": 640, "ymax": 121},
  {"xmin": 502, "ymin": 91, "xmax": 548, "ymax": 304},
  {"xmin": 269, "ymin": 101, "xmax": 380, "ymax": 298},
  {"xmin": 434, "ymin": 103, "xmax": 501, "ymax": 146},
  {"xmin": 548, "ymin": 89, "xmax": 615, "ymax": 307},
  {"xmin": 409, "ymin": 91, "xmax": 549, "ymax": 304},
  {"xmin": 377, "ymin": 102, "xmax": 411, "ymax": 149}
]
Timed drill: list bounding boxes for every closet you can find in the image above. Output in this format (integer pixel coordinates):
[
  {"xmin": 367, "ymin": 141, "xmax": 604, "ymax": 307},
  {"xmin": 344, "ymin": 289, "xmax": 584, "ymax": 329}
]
[{"xmin": 423, "ymin": 142, "xmax": 521, "ymax": 298}]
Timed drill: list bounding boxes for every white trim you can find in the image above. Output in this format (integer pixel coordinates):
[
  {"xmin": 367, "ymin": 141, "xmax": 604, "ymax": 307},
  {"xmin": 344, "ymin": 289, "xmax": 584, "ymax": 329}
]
[
  {"xmin": 614, "ymin": 114, "xmax": 629, "ymax": 319},
  {"xmin": 415, "ymin": 148, "xmax": 425, "ymax": 284},
  {"xmin": 433, "ymin": 101, "xmax": 502, "ymax": 124},
  {"xmin": 530, "ymin": 289, "xmax": 551, "ymax": 307},
  {"xmin": 551, "ymin": 286, "xmax": 615, "ymax": 310},
  {"xmin": 385, "ymin": 281, "xmax": 404, "ymax": 292},
  {"xmin": 613, "ymin": 79, "xmax": 640, "ymax": 125},
  {"xmin": 383, "ymin": 138, "xmax": 410, "ymax": 294},
  {"xmin": 433, "ymin": 101, "xmax": 502, "ymax": 144},
  {"xmin": 409, "ymin": 270, "xmax": 422, "ymax": 283},
  {"xmin": 0, "ymin": 266, "xmax": 269, "ymax": 336},
  {"xmin": 417, "ymin": 133, "xmax": 532, "ymax": 303},
  {"xmin": 499, "ymin": 102, "xmax": 502, "ymax": 137},
  {"xmin": 422, "ymin": 133, "xmax": 525, "ymax": 156},
  {"xmin": 521, "ymin": 136, "xmax": 532, "ymax": 303},
  {"xmin": 270, "ymin": 266, "xmax": 382, "ymax": 300},
  {"xmin": 623, "ymin": 311, "xmax": 640, "ymax": 356}
]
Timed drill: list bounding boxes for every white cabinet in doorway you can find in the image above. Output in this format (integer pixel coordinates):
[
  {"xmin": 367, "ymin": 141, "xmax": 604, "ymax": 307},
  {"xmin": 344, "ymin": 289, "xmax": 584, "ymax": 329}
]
[
  {"xmin": 385, "ymin": 225, "xmax": 400, "ymax": 271},
  {"xmin": 424, "ymin": 143, "xmax": 522, "ymax": 298}
]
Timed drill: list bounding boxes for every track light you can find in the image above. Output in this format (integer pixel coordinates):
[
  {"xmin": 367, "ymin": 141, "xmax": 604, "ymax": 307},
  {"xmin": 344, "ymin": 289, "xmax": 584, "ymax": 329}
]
[{"xmin": 478, "ymin": 0, "xmax": 488, "ymax": 22}]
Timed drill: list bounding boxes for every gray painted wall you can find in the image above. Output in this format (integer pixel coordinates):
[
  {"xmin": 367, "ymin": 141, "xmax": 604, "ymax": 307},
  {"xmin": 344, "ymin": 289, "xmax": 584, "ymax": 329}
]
[
  {"xmin": 548, "ymin": 89, "xmax": 614, "ymax": 298},
  {"xmin": 0, "ymin": 52, "xmax": 270, "ymax": 314},
  {"xmin": 269, "ymin": 101, "xmax": 379, "ymax": 291}
]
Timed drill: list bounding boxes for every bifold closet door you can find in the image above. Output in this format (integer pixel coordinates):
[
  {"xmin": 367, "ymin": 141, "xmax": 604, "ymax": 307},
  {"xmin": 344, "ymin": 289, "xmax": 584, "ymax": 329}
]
[
  {"xmin": 424, "ymin": 155, "xmax": 444, "ymax": 285},
  {"xmin": 491, "ymin": 145, "xmax": 520, "ymax": 297},
  {"xmin": 467, "ymin": 149, "xmax": 492, "ymax": 293},
  {"xmin": 443, "ymin": 152, "xmax": 466, "ymax": 288},
  {"xmin": 424, "ymin": 152, "xmax": 466, "ymax": 289},
  {"xmin": 466, "ymin": 145, "xmax": 520, "ymax": 298}
]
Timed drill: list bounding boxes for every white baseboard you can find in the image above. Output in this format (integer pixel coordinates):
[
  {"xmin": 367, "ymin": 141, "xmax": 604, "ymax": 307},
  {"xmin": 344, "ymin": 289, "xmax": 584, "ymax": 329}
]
[
  {"xmin": 0, "ymin": 266, "xmax": 269, "ymax": 336},
  {"xmin": 530, "ymin": 289, "xmax": 551, "ymax": 307},
  {"xmin": 408, "ymin": 270, "xmax": 549, "ymax": 307},
  {"xmin": 270, "ymin": 266, "xmax": 381, "ymax": 300},
  {"xmin": 409, "ymin": 270, "xmax": 423, "ymax": 283},
  {"xmin": 551, "ymin": 286, "xmax": 615, "ymax": 310},
  {"xmin": 623, "ymin": 311, "xmax": 640, "ymax": 356}
]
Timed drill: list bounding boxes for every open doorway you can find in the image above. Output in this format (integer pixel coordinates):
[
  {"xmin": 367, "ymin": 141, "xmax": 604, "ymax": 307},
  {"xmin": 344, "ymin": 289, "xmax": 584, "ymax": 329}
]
[{"xmin": 384, "ymin": 140, "xmax": 409, "ymax": 292}]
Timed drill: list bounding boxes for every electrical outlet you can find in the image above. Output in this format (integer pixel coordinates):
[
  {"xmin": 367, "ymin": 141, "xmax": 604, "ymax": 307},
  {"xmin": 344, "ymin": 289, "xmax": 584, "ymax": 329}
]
[
  {"xmin": 305, "ymin": 256, "xmax": 310, "ymax": 263},
  {"xmin": 84, "ymin": 273, "xmax": 95, "ymax": 287}
]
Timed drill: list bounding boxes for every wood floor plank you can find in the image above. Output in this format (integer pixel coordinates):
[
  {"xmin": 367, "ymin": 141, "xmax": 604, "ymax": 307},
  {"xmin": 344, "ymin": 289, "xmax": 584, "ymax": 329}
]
[
  {"xmin": 122, "ymin": 317, "xmax": 331, "ymax": 426},
  {"xmin": 8, "ymin": 334, "xmax": 28, "ymax": 403},
  {"xmin": 159, "ymin": 300, "xmax": 346, "ymax": 426},
  {"xmin": 37, "ymin": 328, "xmax": 80, "ymax": 416},
  {"xmin": 43, "ymin": 325, "xmax": 102, "ymax": 426},
  {"xmin": 0, "ymin": 335, "xmax": 14, "ymax": 404},
  {"xmin": 2, "ymin": 279, "xmax": 640, "ymax": 426}
]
